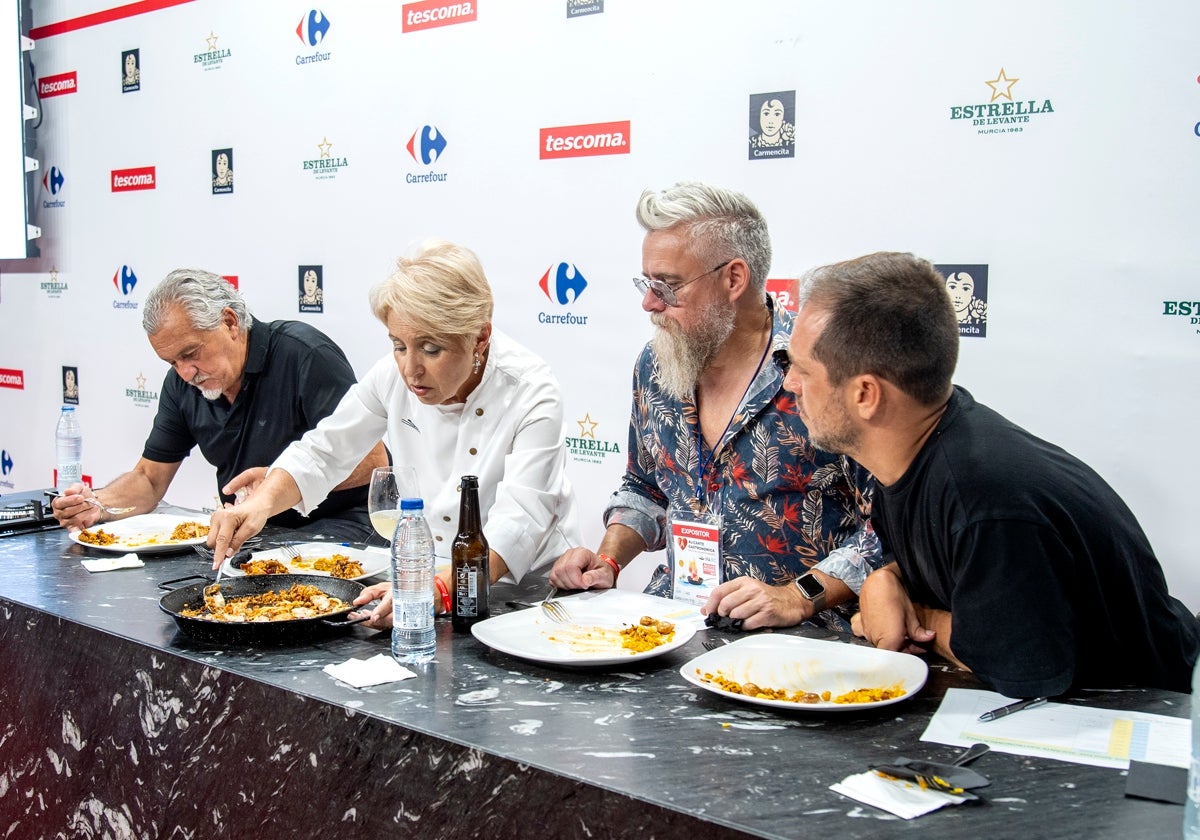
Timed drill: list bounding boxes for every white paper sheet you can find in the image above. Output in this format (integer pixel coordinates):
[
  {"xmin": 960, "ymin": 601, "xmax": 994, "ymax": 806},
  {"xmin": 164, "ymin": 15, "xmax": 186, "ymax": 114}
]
[
  {"xmin": 921, "ymin": 688, "xmax": 1190, "ymax": 769},
  {"xmin": 830, "ymin": 771, "xmax": 971, "ymax": 819}
]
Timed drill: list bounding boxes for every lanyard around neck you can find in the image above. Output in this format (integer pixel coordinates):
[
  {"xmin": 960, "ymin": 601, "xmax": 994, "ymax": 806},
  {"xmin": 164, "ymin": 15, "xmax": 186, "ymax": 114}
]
[{"xmin": 693, "ymin": 332, "xmax": 774, "ymax": 502}]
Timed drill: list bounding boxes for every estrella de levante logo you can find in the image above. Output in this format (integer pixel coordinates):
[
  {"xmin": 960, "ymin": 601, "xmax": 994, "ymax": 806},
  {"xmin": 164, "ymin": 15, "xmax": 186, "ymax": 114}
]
[{"xmin": 537, "ymin": 263, "xmax": 589, "ymax": 326}]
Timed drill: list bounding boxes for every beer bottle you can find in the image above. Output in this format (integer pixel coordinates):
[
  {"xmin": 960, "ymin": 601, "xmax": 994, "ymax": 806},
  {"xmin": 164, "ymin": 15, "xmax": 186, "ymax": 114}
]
[{"xmin": 451, "ymin": 475, "xmax": 490, "ymax": 632}]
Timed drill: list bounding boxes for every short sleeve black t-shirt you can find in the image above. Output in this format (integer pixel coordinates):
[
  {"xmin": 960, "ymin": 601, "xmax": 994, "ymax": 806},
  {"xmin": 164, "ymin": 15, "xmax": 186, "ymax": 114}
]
[
  {"xmin": 142, "ymin": 319, "xmax": 369, "ymax": 528},
  {"xmin": 872, "ymin": 387, "xmax": 1199, "ymax": 697}
]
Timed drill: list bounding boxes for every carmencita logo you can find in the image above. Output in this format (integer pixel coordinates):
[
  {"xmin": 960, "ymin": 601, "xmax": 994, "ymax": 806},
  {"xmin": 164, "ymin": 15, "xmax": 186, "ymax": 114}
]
[{"xmin": 950, "ymin": 68, "xmax": 1054, "ymax": 136}]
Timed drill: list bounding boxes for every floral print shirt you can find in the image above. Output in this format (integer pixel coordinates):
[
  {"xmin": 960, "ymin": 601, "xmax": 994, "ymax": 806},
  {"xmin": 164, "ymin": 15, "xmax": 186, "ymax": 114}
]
[{"xmin": 604, "ymin": 297, "xmax": 882, "ymax": 614}]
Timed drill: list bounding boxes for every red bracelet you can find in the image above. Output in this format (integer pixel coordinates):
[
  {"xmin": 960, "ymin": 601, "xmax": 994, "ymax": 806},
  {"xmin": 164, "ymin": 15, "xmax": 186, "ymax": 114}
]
[
  {"xmin": 598, "ymin": 553, "xmax": 621, "ymax": 582},
  {"xmin": 434, "ymin": 577, "xmax": 452, "ymax": 614}
]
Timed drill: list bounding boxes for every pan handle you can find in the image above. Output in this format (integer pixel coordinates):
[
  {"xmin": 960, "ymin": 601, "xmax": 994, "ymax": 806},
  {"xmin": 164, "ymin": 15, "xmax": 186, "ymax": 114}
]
[{"xmin": 159, "ymin": 573, "xmax": 211, "ymax": 590}]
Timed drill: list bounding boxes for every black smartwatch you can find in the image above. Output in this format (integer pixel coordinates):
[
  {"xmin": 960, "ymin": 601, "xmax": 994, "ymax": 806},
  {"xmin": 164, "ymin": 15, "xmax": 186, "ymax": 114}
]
[{"xmin": 794, "ymin": 572, "xmax": 826, "ymax": 613}]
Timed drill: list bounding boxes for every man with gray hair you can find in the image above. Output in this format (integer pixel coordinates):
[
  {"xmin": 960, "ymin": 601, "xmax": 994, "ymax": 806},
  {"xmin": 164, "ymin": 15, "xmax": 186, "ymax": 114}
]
[
  {"xmin": 551, "ymin": 182, "xmax": 881, "ymax": 630},
  {"xmin": 51, "ymin": 269, "xmax": 386, "ymax": 539}
]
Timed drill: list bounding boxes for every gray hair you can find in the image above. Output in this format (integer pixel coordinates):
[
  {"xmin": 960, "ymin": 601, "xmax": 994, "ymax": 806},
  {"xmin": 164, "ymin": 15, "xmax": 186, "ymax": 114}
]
[
  {"xmin": 800, "ymin": 252, "xmax": 958, "ymax": 407},
  {"xmin": 635, "ymin": 181, "xmax": 772, "ymax": 294},
  {"xmin": 369, "ymin": 240, "xmax": 493, "ymax": 349},
  {"xmin": 142, "ymin": 269, "xmax": 253, "ymax": 335}
]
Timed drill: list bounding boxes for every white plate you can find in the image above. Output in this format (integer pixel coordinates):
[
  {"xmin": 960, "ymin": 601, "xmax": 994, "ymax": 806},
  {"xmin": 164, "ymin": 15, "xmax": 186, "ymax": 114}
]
[
  {"xmin": 471, "ymin": 589, "xmax": 701, "ymax": 667},
  {"xmin": 680, "ymin": 635, "xmax": 927, "ymax": 711},
  {"xmin": 69, "ymin": 513, "xmax": 212, "ymax": 554},
  {"xmin": 220, "ymin": 542, "xmax": 389, "ymax": 582}
]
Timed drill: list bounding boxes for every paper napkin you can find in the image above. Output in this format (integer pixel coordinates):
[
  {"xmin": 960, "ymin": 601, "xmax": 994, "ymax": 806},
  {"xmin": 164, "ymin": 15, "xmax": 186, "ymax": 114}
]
[
  {"xmin": 81, "ymin": 553, "xmax": 145, "ymax": 573},
  {"xmin": 831, "ymin": 770, "xmax": 972, "ymax": 819},
  {"xmin": 323, "ymin": 653, "xmax": 417, "ymax": 688}
]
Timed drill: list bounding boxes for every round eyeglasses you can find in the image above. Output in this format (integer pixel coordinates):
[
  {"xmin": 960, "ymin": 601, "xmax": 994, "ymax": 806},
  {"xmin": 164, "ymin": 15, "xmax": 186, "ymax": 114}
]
[{"xmin": 632, "ymin": 260, "xmax": 731, "ymax": 307}]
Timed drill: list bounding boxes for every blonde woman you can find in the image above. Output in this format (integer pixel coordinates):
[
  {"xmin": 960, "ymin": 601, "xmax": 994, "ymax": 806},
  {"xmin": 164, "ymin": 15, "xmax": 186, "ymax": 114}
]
[{"xmin": 207, "ymin": 240, "xmax": 580, "ymax": 626}]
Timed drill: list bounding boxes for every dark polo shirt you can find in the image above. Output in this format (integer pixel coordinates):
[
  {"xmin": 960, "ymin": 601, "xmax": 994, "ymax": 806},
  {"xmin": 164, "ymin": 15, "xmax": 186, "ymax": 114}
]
[{"xmin": 143, "ymin": 319, "xmax": 370, "ymax": 529}]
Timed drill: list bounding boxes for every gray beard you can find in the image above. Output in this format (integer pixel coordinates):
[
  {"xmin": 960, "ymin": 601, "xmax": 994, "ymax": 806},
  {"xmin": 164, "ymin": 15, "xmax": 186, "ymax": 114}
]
[{"xmin": 650, "ymin": 300, "xmax": 736, "ymax": 401}]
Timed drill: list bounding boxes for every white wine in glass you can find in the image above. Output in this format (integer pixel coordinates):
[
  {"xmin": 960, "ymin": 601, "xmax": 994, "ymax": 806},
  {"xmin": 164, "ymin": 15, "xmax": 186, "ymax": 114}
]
[{"xmin": 368, "ymin": 465, "xmax": 418, "ymax": 543}]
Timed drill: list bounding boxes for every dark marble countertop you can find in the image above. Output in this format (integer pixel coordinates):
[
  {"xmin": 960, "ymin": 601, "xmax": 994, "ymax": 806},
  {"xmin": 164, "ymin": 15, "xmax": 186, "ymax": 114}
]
[{"xmin": 0, "ymin": 518, "xmax": 1187, "ymax": 839}]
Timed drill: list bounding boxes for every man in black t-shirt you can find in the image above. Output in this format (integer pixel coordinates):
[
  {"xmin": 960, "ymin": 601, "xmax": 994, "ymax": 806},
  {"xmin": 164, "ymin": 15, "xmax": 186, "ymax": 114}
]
[
  {"xmin": 780, "ymin": 251, "xmax": 1199, "ymax": 698},
  {"xmin": 51, "ymin": 269, "xmax": 387, "ymax": 540}
]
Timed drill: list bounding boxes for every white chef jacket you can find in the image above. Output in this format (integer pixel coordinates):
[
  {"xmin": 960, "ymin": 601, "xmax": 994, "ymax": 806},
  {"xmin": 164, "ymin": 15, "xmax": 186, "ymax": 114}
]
[{"xmin": 273, "ymin": 330, "xmax": 580, "ymax": 582}]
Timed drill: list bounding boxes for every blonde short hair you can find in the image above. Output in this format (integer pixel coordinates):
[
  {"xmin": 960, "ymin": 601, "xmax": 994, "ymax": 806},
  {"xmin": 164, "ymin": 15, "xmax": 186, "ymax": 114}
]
[{"xmin": 369, "ymin": 240, "xmax": 494, "ymax": 348}]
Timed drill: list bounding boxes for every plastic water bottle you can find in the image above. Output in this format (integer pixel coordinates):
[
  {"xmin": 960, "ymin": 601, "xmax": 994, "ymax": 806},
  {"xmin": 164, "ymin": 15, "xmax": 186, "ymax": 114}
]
[
  {"xmin": 390, "ymin": 497, "xmax": 436, "ymax": 663},
  {"xmin": 55, "ymin": 406, "xmax": 82, "ymax": 490},
  {"xmin": 1186, "ymin": 656, "xmax": 1200, "ymax": 838}
]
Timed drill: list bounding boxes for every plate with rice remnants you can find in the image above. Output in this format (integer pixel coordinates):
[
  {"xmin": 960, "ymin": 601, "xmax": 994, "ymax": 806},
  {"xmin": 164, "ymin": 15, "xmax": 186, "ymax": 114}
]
[
  {"xmin": 70, "ymin": 513, "xmax": 211, "ymax": 554},
  {"xmin": 220, "ymin": 542, "xmax": 388, "ymax": 582},
  {"xmin": 472, "ymin": 589, "xmax": 701, "ymax": 667},
  {"xmin": 681, "ymin": 635, "xmax": 927, "ymax": 711}
]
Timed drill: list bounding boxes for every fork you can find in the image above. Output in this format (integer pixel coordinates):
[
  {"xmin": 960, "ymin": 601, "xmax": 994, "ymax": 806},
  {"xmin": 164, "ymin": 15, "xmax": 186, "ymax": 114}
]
[
  {"xmin": 702, "ymin": 638, "xmax": 731, "ymax": 651},
  {"xmin": 539, "ymin": 587, "xmax": 573, "ymax": 624},
  {"xmin": 47, "ymin": 489, "xmax": 135, "ymax": 517},
  {"xmin": 278, "ymin": 543, "xmax": 301, "ymax": 561}
]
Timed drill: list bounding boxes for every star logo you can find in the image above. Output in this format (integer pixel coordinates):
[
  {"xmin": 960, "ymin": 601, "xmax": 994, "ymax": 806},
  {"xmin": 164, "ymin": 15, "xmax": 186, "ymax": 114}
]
[
  {"xmin": 50, "ymin": 266, "xmax": 59, "ymax": 283},
  {"xmin": 317, "ymin": 137, "xmax": 333, "ymax": 158},
  {"xmin": 576, "ymin": 412, "xmax": 598, "ymax": 439},
  {"xmin": 135, "ymin": 372, "xmax": 147, "ymax": 390},
  {"xmin": 206, "ymin": 31, "xmax": 219, "ymax": 51},
  {"xmin": 985, "ymin": 68, "xmax": 1020, "ymax": 102}
]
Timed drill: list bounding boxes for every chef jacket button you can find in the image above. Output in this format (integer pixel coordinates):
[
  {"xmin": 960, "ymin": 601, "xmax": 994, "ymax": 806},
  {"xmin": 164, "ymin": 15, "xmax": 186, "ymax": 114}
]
[
  {"xmin": 443, "ymin": 515, "xmax": 451, "ymax": 522},
  {"xmin": 435, "ymin": 535, "xmax": 443, "ymax": 542},
  {"xmin": 475, "ymin": 408, "xmax": 484, "ymax": 416},
  {"xmin": 469, "ymin": 447, "xmax": 478, "ymax": 455}
]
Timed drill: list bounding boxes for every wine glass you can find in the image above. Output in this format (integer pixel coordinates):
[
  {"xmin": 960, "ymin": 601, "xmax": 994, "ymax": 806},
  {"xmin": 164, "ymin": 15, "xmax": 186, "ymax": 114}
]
[{"xmin": 368, "ymin": 465, "xmax": 419, "ymax": 545}]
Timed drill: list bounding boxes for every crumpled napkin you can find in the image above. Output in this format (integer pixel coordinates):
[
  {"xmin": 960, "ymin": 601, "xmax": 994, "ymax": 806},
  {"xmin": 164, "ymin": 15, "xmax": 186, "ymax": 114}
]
[
  {"xmin": 323, "ymin": 653, "xmax": 417, "ymax": 688},
  {"xmin": 81, "ymin": 553, "xmax": 144, "ymax": 573},
  {"xmin": 830, "ymin": 770, "xmax": 972, "ymax": 819}
]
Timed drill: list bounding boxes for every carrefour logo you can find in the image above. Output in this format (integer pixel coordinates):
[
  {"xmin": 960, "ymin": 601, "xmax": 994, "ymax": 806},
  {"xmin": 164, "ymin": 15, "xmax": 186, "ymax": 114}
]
[
  {"xmin": 113, "ymin": 266, "xmax": 140, "ymax": 310},
  {"xmin": 407, "ymin": 126, "xmax": 447, "ymax": 165},
  {"xmin": 295, "ymin": 9, "xmax": 332, "ymax": 64},
  {"xmin": 43, "ymin": 166, "xmax": 64, "ymax": 195},
  {"xmin": 296, "ymin": 9, "xmax": 330, "ymax": 45},
  {"xmin": 42, "ymin": 166, "xmax": 65, "ymax": 209},
  {"xmin": 537, "ymin": 263, "xmax": 589, "ymax": 326},
  {"xmin": 0, "ymin": 449, "xmax": 13, "ymax": 476}
]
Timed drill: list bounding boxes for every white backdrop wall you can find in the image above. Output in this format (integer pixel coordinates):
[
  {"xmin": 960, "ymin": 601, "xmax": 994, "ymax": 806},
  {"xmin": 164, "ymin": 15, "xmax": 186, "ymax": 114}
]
[{"xmin": 2, "ymin": 0, "xmax": 1198, "ymax": 610}]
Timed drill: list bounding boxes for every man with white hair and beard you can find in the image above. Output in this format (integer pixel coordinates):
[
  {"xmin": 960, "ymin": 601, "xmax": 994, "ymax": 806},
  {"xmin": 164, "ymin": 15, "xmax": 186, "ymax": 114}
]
[
  {"xmin": 551, "ymin": 182, "xmax": 881, "ymax": 630},
  {"xmin": 51, "ymin": 269, "xmax": 386, "ymax": 539}
]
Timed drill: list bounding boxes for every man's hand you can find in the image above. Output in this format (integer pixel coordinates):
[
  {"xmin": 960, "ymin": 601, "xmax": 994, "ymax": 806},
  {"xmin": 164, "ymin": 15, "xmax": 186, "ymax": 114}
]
[
  {"xmin": 223, "ymin": 467, "xmax": 267, "ymax": 504},
  {"xmin": 49, "ymin": 484, "xmax": 102, "ymax": 530},
  {"xmin": 207, "ymin": 503, "xmax": 271, "ymax": 569},
  {"xmin": 702, "ymin": 577, "xmax": 810, "ymax": 630},
  {"xmin": 854, "ymin": 564, "xmax": 935, "ymax": 654},
  {"xmin": 348, "ymin": 581, "xmax": 392, "ymax": 629},
  {"xmin": 549, "ymin": 547, "xmax": 617, "ymax": 591}
]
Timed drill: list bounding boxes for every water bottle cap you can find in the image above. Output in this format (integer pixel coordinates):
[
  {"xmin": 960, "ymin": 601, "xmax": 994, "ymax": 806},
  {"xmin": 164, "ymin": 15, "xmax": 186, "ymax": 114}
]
[{"xmin": 399, "ymin": 497, "xmax": 424, "ymax": 510}]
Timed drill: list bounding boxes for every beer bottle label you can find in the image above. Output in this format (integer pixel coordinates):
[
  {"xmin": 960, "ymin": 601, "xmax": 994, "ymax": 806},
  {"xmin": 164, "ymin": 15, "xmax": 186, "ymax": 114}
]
[{"xmin": 455, "ymin": 565, "xmax": 478, "ymax": 617}]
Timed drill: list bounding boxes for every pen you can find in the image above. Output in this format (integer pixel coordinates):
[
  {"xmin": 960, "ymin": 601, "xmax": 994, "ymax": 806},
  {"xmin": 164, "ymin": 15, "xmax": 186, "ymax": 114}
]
[{"xmin": 977, "ymin": 696, "xmax": 1048, "ymax": 722}]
